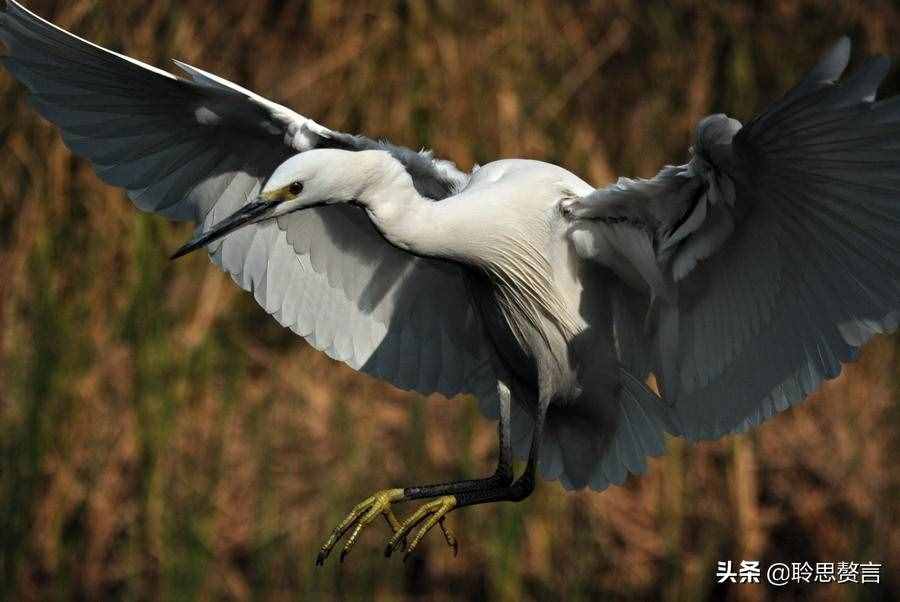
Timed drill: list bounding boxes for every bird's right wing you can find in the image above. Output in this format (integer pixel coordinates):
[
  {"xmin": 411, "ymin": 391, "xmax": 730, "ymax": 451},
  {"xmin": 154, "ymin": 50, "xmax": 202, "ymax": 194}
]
[
  {"xmin": 569, "ymin": 38, "xmax": 900, "ymax": 441},
  {"xmin": 0, "ymin": 0, "xmax": 499, "ymax": 403}
]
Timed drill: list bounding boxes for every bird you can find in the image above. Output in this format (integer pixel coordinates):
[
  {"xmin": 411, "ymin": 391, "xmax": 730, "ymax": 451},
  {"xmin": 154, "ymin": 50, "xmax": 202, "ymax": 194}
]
[{"xmin": 2, "ymin": 0, "xmax": 898, "ymax": 566}]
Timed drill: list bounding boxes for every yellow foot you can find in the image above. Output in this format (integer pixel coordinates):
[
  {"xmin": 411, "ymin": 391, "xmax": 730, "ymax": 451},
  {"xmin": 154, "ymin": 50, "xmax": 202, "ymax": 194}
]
[
  {"xmin": 384, "ymin": 495, "xmax": 458, "ymax": 561},
  {"xmin": 316, "ymin": 488, "xmax": 406, "ymax": 566}
]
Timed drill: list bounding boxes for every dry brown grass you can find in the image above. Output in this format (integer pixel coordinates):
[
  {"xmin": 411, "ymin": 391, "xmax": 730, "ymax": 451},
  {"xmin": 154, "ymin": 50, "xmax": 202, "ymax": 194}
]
[{"xmin": 1, "ymin": 1, "xmax": 898, "ymax": 600}]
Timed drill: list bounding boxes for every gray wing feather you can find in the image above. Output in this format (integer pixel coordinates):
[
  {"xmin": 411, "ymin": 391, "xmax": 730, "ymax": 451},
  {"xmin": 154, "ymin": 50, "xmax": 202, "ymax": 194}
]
[
  {"xmin": 586, "ymin": 369, "xmax": 670, "ymax": 491},
  {"xmin": 0, "ymin": 0, "xmax": 495, "ymax": 402},
  {"xmin": 571, "ymin": 37, "xmax": 900, "ymax": 441}
]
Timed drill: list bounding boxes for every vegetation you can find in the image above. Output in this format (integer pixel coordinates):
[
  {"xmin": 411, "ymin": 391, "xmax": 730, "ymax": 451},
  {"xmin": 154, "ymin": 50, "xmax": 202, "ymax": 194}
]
[{"xmin": 0, "ymin": 1, "xmax": 897, "ymax": 600}]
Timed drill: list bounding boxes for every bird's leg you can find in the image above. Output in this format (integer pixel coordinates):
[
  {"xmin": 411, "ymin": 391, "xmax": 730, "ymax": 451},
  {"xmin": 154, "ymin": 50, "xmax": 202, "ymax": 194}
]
[
  {"xmin": 316, "ymin": 384, "xmax": 515, "ymax": 565},
  {"xmin": 384, "ymin": 396, "xmax": 549, "ymax": 560},
  {"xmin": 403, "ymin": 381, "xmax": 515, "ymax": 500}
]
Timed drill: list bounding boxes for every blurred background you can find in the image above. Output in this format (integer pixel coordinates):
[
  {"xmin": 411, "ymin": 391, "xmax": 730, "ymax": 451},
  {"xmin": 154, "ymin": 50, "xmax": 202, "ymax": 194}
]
[{"xmin": 1, "ymin": 1, "xmax": 898, "ymax": 600}]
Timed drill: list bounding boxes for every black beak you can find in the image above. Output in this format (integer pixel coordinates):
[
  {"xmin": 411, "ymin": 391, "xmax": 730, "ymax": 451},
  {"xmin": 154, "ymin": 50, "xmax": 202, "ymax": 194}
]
[{"xmin": 170, "ymin": 198, "xmax": 274, "ymax": 260}]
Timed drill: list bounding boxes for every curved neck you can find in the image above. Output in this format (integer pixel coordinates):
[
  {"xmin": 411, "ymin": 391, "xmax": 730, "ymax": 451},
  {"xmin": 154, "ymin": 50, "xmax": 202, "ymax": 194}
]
[{"xmin": 350, "ymin": 150, "xmax": 457, "ymax": 258}]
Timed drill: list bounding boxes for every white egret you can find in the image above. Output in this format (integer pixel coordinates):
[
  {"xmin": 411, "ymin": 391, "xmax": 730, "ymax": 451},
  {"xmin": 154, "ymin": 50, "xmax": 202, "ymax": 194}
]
[{"xmin": 2, "ymin": 0, "xmax": 898, "ymax": 565}]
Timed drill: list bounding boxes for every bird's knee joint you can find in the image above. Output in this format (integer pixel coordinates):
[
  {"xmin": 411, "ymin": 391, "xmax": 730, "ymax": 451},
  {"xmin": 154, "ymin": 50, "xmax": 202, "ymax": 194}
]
[
  {"xmin": 492, "ymin": 464, "xmax": 514, "ymax": 487},
  {"xmin": 508, "ymin": 476, "xmax": 535, "ymax": 502}
]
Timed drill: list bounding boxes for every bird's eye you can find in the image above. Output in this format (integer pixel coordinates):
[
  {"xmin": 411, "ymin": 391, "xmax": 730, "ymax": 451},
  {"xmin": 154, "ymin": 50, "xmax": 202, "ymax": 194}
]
[{"xmin": 288, "ymin": 181, "xmax": 303, "ymax": 196}]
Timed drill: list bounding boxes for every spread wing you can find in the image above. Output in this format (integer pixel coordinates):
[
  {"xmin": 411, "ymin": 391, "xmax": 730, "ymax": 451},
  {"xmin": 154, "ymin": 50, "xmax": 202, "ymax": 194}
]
[
  {"xmin": 569, "ymin": 37, "xmax": 900, "ymax": 441},
  {"xmin": 0, "ymin": 0, "xmax": 497, "ymax": 401}
]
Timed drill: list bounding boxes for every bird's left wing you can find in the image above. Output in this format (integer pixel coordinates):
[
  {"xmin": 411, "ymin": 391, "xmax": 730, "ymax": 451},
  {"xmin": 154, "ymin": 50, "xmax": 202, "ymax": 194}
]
[
  {"xmin": 0, "ymin": 0, "xmax": 498, "ymax": 402},
  {"xmin": 568, "ymin": 37, "xmax": 900, "ymax": 441}
]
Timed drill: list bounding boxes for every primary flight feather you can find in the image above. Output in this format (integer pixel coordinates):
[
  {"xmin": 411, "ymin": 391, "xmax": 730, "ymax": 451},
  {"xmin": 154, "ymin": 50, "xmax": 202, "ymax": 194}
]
[{"xmin": 1, "ymin": 0, "xmax": 897, "ymax": 564}]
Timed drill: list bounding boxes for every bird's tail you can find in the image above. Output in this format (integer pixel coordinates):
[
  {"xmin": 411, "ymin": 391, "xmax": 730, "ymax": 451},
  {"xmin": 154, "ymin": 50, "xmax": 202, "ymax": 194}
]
[{"xmin": 510, "ymin": 367, "xmax": 673, "ymax": 491}]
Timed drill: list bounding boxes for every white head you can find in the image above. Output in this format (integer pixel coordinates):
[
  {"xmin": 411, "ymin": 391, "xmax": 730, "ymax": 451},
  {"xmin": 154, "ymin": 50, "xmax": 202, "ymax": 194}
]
[
  {"xmin": 171, "ymin": 148, "xmax": 384, "ymax": 258},
  {"xmin": 262, "ymin": 148, "xmax": 379, "ymax": 213}
]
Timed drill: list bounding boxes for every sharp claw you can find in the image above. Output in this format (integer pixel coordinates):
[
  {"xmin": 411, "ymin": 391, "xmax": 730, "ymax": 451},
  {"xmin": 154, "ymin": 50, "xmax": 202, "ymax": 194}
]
[
  {"xmin": 316, "ymin": 488, "xmax": 405, "ymax": 566},
  {"xmin": 439, "ymin": 519, "xmax": 459, "ymax": 557},
  {"xmin": 384, "ymin": 529, "xmax": 408, "ymax": 558},
  {"xmin": 319, "ymin": 491, "xmax": 459, "ymax": 565},
  {"xmin": 384, "ymin": 531, "xmax": 404, "ymax": 558},
  {"xmin": 386, "ymin": 495, "xmax": 458, "ymax": 561},
  {"xmin": 404, "ymin": 518, "xmax": 434, "ymax": 557},
  {"xmin": 382, "ymin": 511, "xmax": 406, "ymax": 550}
]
